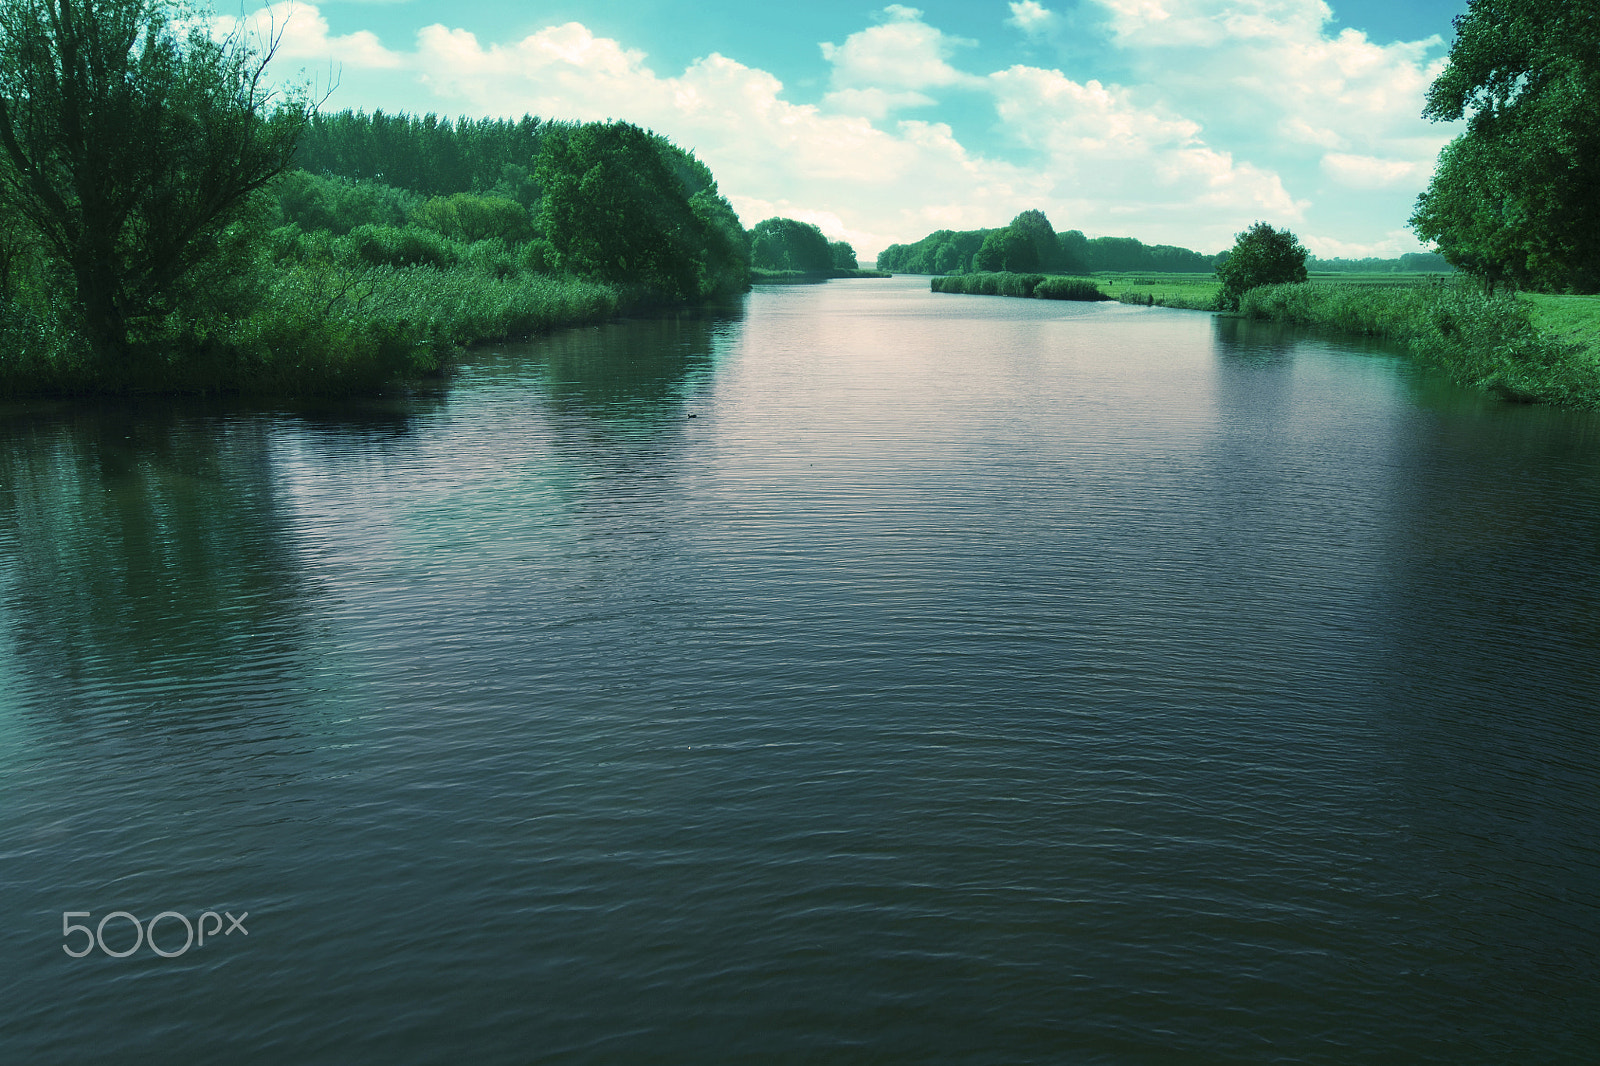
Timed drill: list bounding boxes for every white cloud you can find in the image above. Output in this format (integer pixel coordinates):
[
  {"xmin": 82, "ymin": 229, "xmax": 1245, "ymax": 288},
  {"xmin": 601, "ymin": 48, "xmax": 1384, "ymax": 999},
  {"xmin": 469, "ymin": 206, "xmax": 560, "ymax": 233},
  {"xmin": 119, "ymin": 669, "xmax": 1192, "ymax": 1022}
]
[
  {"xmin": 402, "ymin": 19, "xmax": 1043, "ymax": 257},
  {"xmin": 216, "ymin": 2, "xmax": 403, "ymax": 70},
  {"xmin": 1085, "ymin": 0, "xmax": 1447, "ymax": 164},
  {"xmin": 1006, "ymin": 2, "xmax": 1059, "ymax": 35},
  {"xmin": 1320, "ymin": 152, "xmax": 1432, "ymax": 189},
  {"xmin": 988, "ymin": 65, "xmax": 1303, "ymax": 247},
  {"xmin": 1300, "ymin": 228, "xmax": 1422, "ymax": 258},
  {"xmin": 821, "ymin": 87, "xmax": 937, "ymax": 118},
  {"xmin": 820, "ymin": 6, "xmax": 981, "ymax": 92}
]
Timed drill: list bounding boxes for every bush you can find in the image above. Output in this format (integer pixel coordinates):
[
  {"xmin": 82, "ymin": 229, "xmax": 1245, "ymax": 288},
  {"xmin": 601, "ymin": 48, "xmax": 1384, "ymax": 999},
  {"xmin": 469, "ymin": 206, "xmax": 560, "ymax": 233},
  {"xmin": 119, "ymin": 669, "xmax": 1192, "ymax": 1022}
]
[
  {"xmin": 1035, "ymin": 277, "xmax": 1109, "ymax": 301},
  {"xmin": 1217, "ymin": 222, "xmax": 1309, "ymax": 310},
  {"xmin": 342, "ymin": 224, "xmax": 460, "ymax": 269}
]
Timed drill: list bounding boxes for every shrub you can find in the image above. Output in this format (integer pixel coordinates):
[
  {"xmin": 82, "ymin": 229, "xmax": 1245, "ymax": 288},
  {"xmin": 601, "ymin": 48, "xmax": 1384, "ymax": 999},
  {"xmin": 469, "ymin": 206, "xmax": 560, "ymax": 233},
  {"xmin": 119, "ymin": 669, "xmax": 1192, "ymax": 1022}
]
[
  {"xmin": 1035, "ymin": 277, "xmax": 1109, "ymax": 301},
  {"xmin": 1217, "ymin": 222, "xmax": 1309, "ymax": 310}
]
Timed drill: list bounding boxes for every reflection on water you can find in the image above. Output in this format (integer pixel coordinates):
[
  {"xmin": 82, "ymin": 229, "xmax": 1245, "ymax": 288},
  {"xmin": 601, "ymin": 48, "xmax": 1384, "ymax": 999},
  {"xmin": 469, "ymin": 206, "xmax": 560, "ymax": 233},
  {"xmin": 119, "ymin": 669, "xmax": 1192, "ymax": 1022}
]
[
  {"xmin": 0, "ymin": 407, "xmax": 312, "ymax": 721},
  {"xmin": 1, "ymin": 280, "xmax": 1597, "ymax": 1064}
]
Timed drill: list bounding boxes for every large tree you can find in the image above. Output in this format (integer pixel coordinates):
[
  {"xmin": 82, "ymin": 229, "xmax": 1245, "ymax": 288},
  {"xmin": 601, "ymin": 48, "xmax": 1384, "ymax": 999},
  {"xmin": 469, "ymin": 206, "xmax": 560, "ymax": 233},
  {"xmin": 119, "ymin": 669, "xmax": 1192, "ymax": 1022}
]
[
  {"xmin": 538, "ymin": 121, "xmax": 748, "ymax": 300},
  {"xmin": 1410, "ymin": 0, "xmax": 1600, "ymax": 292},
  {"xmin": 0, "ymin": 0, "xmax": 308, "ymax": 370}
]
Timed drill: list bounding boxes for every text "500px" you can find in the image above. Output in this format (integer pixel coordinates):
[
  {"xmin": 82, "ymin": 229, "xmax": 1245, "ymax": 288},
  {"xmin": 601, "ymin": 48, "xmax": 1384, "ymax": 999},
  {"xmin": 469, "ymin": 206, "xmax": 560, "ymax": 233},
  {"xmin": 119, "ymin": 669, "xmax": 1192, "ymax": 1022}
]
[{"xmin": 63, "ymin": 910, "xmax": 248, "ymax": 958}]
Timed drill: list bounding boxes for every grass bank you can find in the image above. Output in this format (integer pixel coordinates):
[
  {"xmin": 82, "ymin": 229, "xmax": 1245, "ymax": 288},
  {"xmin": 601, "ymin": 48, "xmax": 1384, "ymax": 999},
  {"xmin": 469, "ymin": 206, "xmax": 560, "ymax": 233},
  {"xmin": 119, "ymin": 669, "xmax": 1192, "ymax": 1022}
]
[
  {"xmin": 931, "ymin": 273, "xmax": 1109, "ymax": 300},
  {"xmin": 0, "ymin": 259, "xmax": 629, "ymax": 398},
  {"xmin": 929, "ymin": 268, "xmax": 1600, "ymax": 408},
  {"xmin": 751, "ymin": 268, "xmax": 892, "ymax": 283},
  {"xmin": 1239, "ymin": 281, "xmax": 1600, "ymax": 407}
]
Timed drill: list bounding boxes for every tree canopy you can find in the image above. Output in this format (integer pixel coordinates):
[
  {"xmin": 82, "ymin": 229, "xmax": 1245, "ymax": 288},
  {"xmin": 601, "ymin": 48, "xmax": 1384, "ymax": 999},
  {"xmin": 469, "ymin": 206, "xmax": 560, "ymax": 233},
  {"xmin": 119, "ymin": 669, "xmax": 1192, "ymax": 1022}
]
[
  {"xmin": 1410, "ymin": 0, "xmax": 1600, "ymax": 292},
  {"xmin": 1216, "ymin": 222, "xmax": 1308, "ymax": 310},
  {"xmin": 0, "ymin": 0, "xmax": 308, "ymax": 369},
  {"xmin": 750, "ymin": 217, "xmax": 833, "ymax": 274},
  {"xmin": 877, "ymin": 210, "xmax": 1214, "ymax": 275},
  {"xmin": 535, "ymin": 121, "xmax": 747, "ymax": 300}
]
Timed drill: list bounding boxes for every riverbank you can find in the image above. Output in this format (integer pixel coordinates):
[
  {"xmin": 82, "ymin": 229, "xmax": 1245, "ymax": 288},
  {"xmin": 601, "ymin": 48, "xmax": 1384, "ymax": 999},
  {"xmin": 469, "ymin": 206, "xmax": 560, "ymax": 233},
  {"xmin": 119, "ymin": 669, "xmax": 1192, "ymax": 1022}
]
[
  {"xmin": 929, "ymin": 269, "xmax": 1600, "ymax": 408},
  {"xmin": 1238, "ymin": 282, "xmax": 1600, "ymax": 407},
  {"xmin": 751, "ymin": 268, "xmax": 892, "ymax": 283},
  {"xmin": 0, "ymin": 264, "xmax": 637, "ymax": 399}
]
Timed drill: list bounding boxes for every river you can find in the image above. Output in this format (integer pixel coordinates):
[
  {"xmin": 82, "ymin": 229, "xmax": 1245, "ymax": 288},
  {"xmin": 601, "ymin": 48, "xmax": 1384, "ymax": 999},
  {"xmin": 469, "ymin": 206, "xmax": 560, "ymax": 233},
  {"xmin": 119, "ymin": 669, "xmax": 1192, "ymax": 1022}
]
[{"xmin": 2, "ymin": 275, "xmax": 1597, "ymax": 1063}]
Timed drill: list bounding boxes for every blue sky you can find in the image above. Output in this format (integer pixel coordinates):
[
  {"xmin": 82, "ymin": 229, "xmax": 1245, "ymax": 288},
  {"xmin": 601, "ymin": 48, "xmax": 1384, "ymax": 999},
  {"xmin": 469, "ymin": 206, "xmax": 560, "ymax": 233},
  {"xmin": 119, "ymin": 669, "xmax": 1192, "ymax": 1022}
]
[{"xmin": 228, "ymin": 0, "xmax": 1470, "ymax": 259}]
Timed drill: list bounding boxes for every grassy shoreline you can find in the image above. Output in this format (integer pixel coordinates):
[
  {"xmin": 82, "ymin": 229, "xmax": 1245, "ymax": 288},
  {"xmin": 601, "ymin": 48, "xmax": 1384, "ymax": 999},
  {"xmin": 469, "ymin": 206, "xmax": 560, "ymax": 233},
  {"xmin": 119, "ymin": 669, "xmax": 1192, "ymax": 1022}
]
[
  {"xmin": 750, "ymin": 268, "xmax": 892, "ymax": 283},
  {"xmin": 0, "ymin": 265, "xmax": 640, "ymax": 398},
  {"xmin": 929, "ymin": 270, "xmax": 1600, "ymax": 408}
]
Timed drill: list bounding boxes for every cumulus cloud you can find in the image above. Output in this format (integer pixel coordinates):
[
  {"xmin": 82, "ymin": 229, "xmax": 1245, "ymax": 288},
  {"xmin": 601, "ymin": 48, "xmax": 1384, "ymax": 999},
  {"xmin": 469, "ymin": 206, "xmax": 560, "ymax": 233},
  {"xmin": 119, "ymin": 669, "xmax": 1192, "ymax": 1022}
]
[
  {"xmin": 820, "ymin": 5, "xmax": 981, "ymax": 92},
  {"xmin": 400, "ymin": 18, "xmax": 1041, "ymax": 256},
  {"xmin": 1006, "ymin": 2, "xmax": 1059, "ymax": 35},
  {"xmin": 989, "ymin": 65, "xmax": 1304, "ymax": 246},
  {"xmin": 216, "ymin": 1, "xmax": 403, "ymax": 69},
  {"xmin": 1085, "ymin": 0, "xmax": 1446, "ymax": 164}
]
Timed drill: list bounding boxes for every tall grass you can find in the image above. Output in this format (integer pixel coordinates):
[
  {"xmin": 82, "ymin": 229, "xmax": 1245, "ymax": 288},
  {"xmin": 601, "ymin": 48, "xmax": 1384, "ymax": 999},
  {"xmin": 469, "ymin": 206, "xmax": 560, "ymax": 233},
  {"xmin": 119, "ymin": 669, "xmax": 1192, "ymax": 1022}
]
[
  {"xmin": 1240, "ymin": 281, "xmax": 1600, "ymax": 407},
  {"xmin": 932, "ymin": 272, "xmax": 1108, "ymax": 300},
  {"xmin": 1035, "ymin": 276, "xmax": 1110, "ymax": 301}
]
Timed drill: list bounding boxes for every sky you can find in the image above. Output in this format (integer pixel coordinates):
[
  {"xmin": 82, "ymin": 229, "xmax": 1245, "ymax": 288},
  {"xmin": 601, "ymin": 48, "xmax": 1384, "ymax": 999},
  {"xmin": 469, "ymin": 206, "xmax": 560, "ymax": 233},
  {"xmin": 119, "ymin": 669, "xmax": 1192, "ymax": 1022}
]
[{"xmin": 222, "ymin": 0, "xmax": 1473, "ymax": 260}]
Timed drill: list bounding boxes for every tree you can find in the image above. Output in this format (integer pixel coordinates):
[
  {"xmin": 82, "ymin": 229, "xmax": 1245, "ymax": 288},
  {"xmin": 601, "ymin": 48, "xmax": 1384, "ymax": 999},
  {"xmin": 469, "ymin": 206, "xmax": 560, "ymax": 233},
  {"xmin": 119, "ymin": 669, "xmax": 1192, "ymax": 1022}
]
[
  {"xmin": 974, "ymin": 226, "xmax": 1038, "ymax": 273},
  {"xmin": 829, "ymin": 240, "xmax": 857, "ymax": 271},
  {"xmin": 1057, "ymin": 229, "xmax": 1091, "ymax": 274},
  {"xmin": 1216, "ymin": 222, "xmax": 1308, "ymax": 309},
  {"xmin": 0, "ymin": 0, "xmax": 309, "ymax": 370},
  {"xmin": 749, "ymin": 217, "xmax": 832, "ymax": 273},
  {"xmin": 1410, "ymin": 0, "xmax": 1600, "ymax": 292},
  {"xmin": 1008, "ymin": 209, "xmax": 1058, "ymax": 271}
]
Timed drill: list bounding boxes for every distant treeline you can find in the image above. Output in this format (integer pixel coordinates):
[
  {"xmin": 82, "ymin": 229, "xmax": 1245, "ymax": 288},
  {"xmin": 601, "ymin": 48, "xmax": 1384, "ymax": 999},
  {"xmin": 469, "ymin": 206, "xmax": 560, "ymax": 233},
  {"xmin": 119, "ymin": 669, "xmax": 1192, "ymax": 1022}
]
[
  {"xmin": 879, "ymin": 211, "xmax": 1457, "ymax": 276},
  {"xmin": 877, "ymin": 211, "xmax": 1214, "ymax": 275},
  {"xmin": 1307, "ymin": 253, "xmax": 1455, "ymax": 273}
]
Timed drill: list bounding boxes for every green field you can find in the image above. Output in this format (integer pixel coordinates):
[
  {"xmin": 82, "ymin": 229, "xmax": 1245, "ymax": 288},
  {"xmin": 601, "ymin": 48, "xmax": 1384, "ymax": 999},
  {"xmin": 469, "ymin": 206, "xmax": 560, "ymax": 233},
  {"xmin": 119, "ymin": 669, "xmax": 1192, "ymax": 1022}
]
[{"xmin": 1523, "ymin": 292, "xmax": 1600, "ymax": 352}]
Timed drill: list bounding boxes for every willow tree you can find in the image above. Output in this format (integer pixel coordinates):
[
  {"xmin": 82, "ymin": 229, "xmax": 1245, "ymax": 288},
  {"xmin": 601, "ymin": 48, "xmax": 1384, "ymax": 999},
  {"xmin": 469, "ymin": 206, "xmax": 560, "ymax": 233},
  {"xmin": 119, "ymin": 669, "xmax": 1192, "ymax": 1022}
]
[{"xmin": 0, "ymin": 0, "xmax": 307, "ymax": 371}]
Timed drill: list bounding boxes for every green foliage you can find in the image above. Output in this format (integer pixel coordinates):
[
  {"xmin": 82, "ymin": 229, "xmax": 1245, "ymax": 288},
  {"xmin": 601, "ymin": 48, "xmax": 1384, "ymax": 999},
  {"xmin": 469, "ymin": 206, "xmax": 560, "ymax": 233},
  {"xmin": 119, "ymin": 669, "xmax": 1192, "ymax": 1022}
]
[
  {"xmin": 536, "ymin": 121, "xmax": 748, "ymax": 300},
  {"xmin": 275, "ymin": 171, "xmax": 418, "ymax": 235},
  {"xmin": 1009, "ymin": 210, "xmax": 1058, "ymax": 271},
  {"xmin": 881, "ymin": 213, "xmax": 1213, "ymax": 276},
  {"xmin": 1057, "ymin": 229, "xmax": 1091, "ymax": 274},
  {"xmin": 1307, "ymin": 252, "xmax": 1455, "ymax": 273},
  {"xmin": 1086, "ymin": 235, "xmax": 1213, "ymax": 273},
  {"xmin": 1034, "ymin": 277, "xmax": 1110, "ymax": 301},
  {"xmin": 294, "ymin": 110, "xmax": 546, "ymax": 200},
  {"xmin": 0, "ymin": 78, "xmax": 748, "ymax": 394},
  {"xmin": 1216, "ymin": 222, "xmax": 1309, "ymax": 310},
  {"xmin": 750, "ymin": 218, "xmax": 833, "ymax": 274},
  {"xmin": 931, "ymin": 272, "xmax": 1046, "ymax": 297},
  {"xmin": 975, "ymin": 227, "xmax": 1039, "ymax": 273},
  {"xmin": 879, "ymin": 228, "xmax": 991, "ymax": 274},
  {"xmin": 0, "ymin": 0, "xmax": 309, "ymax": 371},
  {"xmin": 931, "ymin": 272, "xmax": 1109, "ymax": 302},
  {"xmin": 1411, "ymin": 0, "xmax": 1600, "ymax": 292},
  {"xmin": 1238, "ymin": 280, "xmax": 1600, "ymax": 406},
  {"xmin": 413, "ymin": 193, "xmax": 535, "ymax": 244},
  {"xmin": 342, "ymin": 224, "xmax": 459, "ymax": 270},
  {"xmin": 830, "ymin": 241, "xmax": 858, "ymax": 271}
]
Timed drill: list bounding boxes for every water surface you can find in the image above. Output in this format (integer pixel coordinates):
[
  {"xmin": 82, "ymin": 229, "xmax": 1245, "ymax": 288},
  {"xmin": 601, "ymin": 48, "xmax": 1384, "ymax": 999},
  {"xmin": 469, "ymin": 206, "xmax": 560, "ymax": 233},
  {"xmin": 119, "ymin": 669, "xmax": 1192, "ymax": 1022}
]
[{"xmin": 2, "ymin": 277, "xmax": 1597, "ymax": 1063}]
